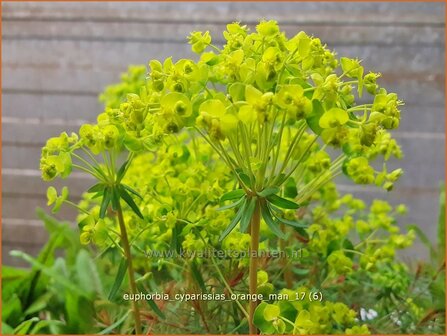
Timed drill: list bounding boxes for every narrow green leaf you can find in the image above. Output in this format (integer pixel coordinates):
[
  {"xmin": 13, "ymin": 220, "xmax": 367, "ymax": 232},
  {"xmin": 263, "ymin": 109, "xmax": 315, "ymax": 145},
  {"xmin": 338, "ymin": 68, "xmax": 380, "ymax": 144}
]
[
  {"xmin": 91, "ymin": 191, "xmax": 104, "ymax": 199},
  {"xmin": 122, "ymin": 184, "xmax": 143, "ymax": 200},
  {"xmin": 136, "ymin": 282, "xmax": 166, "ymax": 320},
  {"xmin": 119, "ymin": 185, "xmax": 144, "ymax": 219},
  {"xmin": 240, "ymin": 197, "xmax": 256, "ymax": 233},
  {"xmin": 284, "ymin": 177, "xmax": 298, "ymax": 198},
  {"xmin": 92, "ymin": 165, "xmax": 108, "ymax": 180},
  {"xmin": 3, "ymin": 294, "xmax": 22, "ymax": 324},
  {"xmin": 24, "ymin": 292, "xmax": 53, "ymax": 315},
  {"xmin": 238, "ymin": 172, "xmax": 251, "ymax": 187},
  {"xmin": 87, "ymin": 182, "xmax": 105, "ymax": 194},
  {"xmin": 99, "ymin": 187, "xmax": 111, "ymax": 219},
  {"xmin": 108, "ymin": 258, "xmax": 128, "ymax": 301},
  {"xmin": 274, "ymin": 215, "xmax": 307, "ymax": 229},
  {"xmin": 76, "ymin": 250, "xmax": 103, "ymax": 295},
  {"xmin": 292, "ymin": 268, "xmax": 310, "ymax": 275},
  {"xmin": 267, "ymin": 194, "xmax": 299, "ymax": 209},
  {"xmin": 257, "ymin": 187, "xmax": 280, "ymax": 198},
  {"xmin": 408, "ymin": 224, "xmax": 435, "ymax": 259},
  {"xmin": 30, "ymin": 320, "xmax": 64, "ymax": 335},
  {"xmin": 111, "ymin": 187, "xmax": 120, "ymax": 211},
  {"xmin": 170, "ymin": 222, "xmax": 181, "ymax": 253},
  {"xmin": 116, "ymin": 159, "xmax": 129, "ymax": 183},
  {"xmin": 268, "ymin": 204, "xmax": 306, "ymax": 228},
  {"xmin": 99, "ymin": 310, "xmax": 130, "ymax": 334},
  {"xmin": 2, "ymin": 323, "xmax": 14, "ymax": 334},
  {"xmin": 219, "ymin": 199, "xmax": 247, "ymax": 241},
  {"xmin": 268, "ymin": 203, "xmax": 284, "ymax": 215},
  {"xmin": 261, "ymin": 205, "xmax": 286, "ymax": 239},
  {"xmin": 2, "ymin": 265, "xmax": 28, "ymax": 280},
  {"xmin": 14, "ymin": 317, "xmax": 39, "ymax": 335},
  {"xmin": 220, "ymin": 189, "xmax": 245, "ymax": 203},
  {"xmin": 36, "ymin": 207, "xmax": 68, "ymax": 240},
  {"xmin": 145, "ymin": 298, "xmax": 166, "ymax": 320},
  {"xmin": 191, "ymin": 260, "xmax": 207, "ymax": 292},
  {"xmin": 9, "ymin": 251, "xmax": 88, "ymax": 298},
  {"xmin": 294, "ymin": 226, "xmax": 310, "ymax": 242},
  {"xmin": 217, "ymin": 196, "xmax": 244, "ymax": 211}
]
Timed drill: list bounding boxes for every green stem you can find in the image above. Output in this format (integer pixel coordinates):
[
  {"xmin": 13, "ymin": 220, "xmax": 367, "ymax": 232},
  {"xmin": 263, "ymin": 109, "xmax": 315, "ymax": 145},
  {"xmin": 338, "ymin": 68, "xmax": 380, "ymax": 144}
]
[
  {"xmin": 210, "ymin": 254, "xmax": 249, "ymax": 319},
  {"xmin": 63, "ymin": 200, "xmax": 90, "ymax": 215},
  {"xmin": 116, "ymin": 200, "xmax": 142, "ymax": 335},
  {"xmin": 208, "ymin": 43, "xmax": 221, "ymax": 53},
  {"xmin": 249, "ymin": 201, "xmax": 261, "ymax": 335},
  {"xmin": 348, "ymin": 105, "xmax": 372, "ymax": 112},
  {"xmin": 275, "ymin": 47, "xmax": 299, "ymax": 93},
  {"xmin": 275, "ymin": 133, "xmax": 319, "ymax": 186},
  {"xmin": 303, "ymin": 87, "xmax": 316, "ymax": 92},
  {"xmin": 109, "ymin": 150, "xmax": 117, "ymax": 180},
  {"xmin": 71, "ymin": 152, "xmax": 108, "ymax": 182},
  {"xmin": 71, "ymin": 152, "xmax": 97, "ymax": 171},
  {"xmin": 102, "ymin": 152, "xmax": 113, "ymax": 179},
  {"xmin": 197, "ymin": 233, "xmax": 249, "ymax": 319},
  {"xmin": 267, "ymin": 110, "xmax": 288, "ymax": 184},
  {"xmin": 215, "ymin": 140, "xmax": 251, "ymax": 193},
  {"xmin": 240, "ymin": 123, "xmax": 255, "ymax": 183},
  {"xmin": 80, "ymin": 147, "xmax": 101, "ymax": 166},
  {"xmin": 279, "ymin": 315, "xmax": 296, "ymax": 328},
  {"xmin": 189, "ymin": 130, "xmax": 200, "ymax": 161},
  {"xmin": 343, "ymin": 249, "xmax": 365, "ymax": 256},
  {"xmin": 228, "ymin": 133, "xmax": 248, "ymax": 173},
  {"xmin": 298, "ymin": 154, "xmax": 345, "ymax": 196},
  {"xmin": 270, "ymin": 120, "xmax": 306, "ymax": 185},
  {"xmin": 194, "ymin": 127, "xmax": 231, "ymax": 167},
  {"xmin": 121, "ymin": 152, "xmax": 135, "ymax": 181},
  {"xmin": 297, "ymin": 169, "xmax": 343, "ymax": 204},
  {"xmin": 338, "ymin": 80, "xmax": 358, "ymax": 86},
  {"xmin": 72, "ymin": 164, "xmax": 103, "ymax": 181}
]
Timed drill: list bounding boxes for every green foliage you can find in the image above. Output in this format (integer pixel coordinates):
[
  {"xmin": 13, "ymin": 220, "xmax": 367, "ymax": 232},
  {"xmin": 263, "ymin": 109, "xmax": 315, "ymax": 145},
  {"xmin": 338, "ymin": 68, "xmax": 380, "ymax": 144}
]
[
  {"xmin": 27, "ymin": 19, "xmax": 445, "ymax": 335},
  {"xmin": 437, "ymin": 183, "xmax": 446, "ymax": 260},
  {"xmin": 3, "ymin": 210, "xmax": 98, "ymax": 334}
]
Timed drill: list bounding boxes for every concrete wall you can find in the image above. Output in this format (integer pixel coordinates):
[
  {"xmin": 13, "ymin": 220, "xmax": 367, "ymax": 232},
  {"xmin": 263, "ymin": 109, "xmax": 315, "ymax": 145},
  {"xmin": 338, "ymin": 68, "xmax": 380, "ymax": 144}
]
[{"xmin": 2, "ymin": 2, "xmax": 445, "ymax": 265}]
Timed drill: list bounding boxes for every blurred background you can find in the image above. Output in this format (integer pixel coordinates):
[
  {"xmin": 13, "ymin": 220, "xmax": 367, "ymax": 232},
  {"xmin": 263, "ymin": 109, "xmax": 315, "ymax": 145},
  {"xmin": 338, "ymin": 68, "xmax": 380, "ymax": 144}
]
[{"xmin": 2, "ymin": 2, "xmax": 445, "ymax": 266}]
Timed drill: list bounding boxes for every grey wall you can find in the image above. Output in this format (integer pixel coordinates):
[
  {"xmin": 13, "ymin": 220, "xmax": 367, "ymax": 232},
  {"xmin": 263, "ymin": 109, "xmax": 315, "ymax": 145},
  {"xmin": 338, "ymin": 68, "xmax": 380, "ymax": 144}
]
[{"xmin": 2, "ymin": 2, "xmax": 445, "ymax": 265}]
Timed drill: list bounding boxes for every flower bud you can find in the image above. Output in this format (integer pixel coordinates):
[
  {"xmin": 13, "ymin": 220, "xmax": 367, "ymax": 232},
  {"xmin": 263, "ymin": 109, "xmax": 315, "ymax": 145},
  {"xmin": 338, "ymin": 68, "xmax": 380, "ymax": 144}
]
[
  {"xmin": 102, "ymin": 125, "xmax": 120, "ymax": 149},
  {"xmin": 165, "ymin": 120, "xmax": 180, "ymax": 134},
  {"xmin": 360, "ymin": 124, "xmax": 377, "ymax": 146}
]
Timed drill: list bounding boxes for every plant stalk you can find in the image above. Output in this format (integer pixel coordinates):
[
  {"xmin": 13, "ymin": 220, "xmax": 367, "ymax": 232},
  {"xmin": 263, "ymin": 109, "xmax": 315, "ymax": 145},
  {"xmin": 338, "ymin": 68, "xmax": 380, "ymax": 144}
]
[
  {"xmin": 117, "ymin": 201, "xmax": 142, "ymax": 335},
  {"xmin": 249, "ymin": 201, "xmax": 261, "ymax": 335},
  {"xmin": 279, "ymin": 223, "xmax": 293, "ymax": 288}
]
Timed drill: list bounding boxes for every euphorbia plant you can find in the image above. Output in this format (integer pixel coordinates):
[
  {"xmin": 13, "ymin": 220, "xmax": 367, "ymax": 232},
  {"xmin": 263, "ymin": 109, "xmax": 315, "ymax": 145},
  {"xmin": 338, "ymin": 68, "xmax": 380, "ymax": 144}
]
[
  {"xmin": 41, "ymin": 20, "xmax": 404, "ymax": 333},
  {"xmin": 186, "ymin": 20, "xmax": 403, "ymax": 332},
  {"xmin": 41, "ymin": 130, "xmax": 147, "ymax": 333}
]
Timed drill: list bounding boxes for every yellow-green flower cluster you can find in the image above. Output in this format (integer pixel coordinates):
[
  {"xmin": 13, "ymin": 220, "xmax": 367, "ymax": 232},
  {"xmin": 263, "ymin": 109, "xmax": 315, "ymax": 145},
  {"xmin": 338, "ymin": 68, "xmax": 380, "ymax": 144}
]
[
  {"xmin": 255, "ymin": 286, "xmax": 370, "ymax": 334},
  {"xmin": 41, "ymin": 19, "xmax": 406, "ymax": 198},
  {"xmin": 40, "ymin": 132, "xmax": 77, "ymax": 181},
  {"xmin": 307, "ymin": 183, "xmax": 416, "ymax": 277},
  {"xmin": 100, "ymin": 65, "xmax": 147, "ymax": 109}
]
